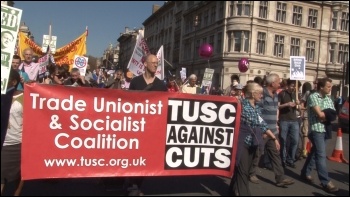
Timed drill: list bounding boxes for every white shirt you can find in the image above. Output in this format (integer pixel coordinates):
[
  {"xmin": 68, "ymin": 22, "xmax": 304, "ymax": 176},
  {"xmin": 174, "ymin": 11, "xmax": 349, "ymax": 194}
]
[
  {"xmin": 19, "ymin": 62, "xmax": 40, "ymax": 81},
  {"xmin": 4, "ymin": 93, "xmax": 24, "ymax": 146},
  {"xmin": 181, "ymin": 84, "xmax": 198, "ymax": 94}
]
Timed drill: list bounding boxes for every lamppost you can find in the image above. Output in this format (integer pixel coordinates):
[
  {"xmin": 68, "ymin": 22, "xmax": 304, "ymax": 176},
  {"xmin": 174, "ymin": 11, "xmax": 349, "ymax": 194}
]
[{"xmin": 191, "ymin": 15, "xmax": 199, "ymax": 74}]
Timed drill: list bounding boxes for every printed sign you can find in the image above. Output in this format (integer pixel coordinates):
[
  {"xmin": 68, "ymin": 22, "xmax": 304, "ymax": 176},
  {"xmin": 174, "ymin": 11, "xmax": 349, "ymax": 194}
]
[
  {"xmin": 73, "ymin": 55, "xmax": 88, "ymax": 76},
  {"xmin": 1, "ymin": 4, "xmax": 22, "ymax": 94},
  {"xmin": 42, "ymin": 35, "xmax": 57, "ymax": 54},
  {"xmin": 201, "ymin": 68, "xmax": 214, "ymax": 94},
  {"xmin": 22, "ymin": 84, "xmax": 241, "ymax": 180},
  {"xmin": 180, "ymin": 68, "xmax": 187, "ymax": 82},
  {"xmin": 290, "ymin": 56, "xmax": 305, "ymax": 80},
  {"xmin": 127, "ymin": 34, "xmax": 150, "ymax": 76}
]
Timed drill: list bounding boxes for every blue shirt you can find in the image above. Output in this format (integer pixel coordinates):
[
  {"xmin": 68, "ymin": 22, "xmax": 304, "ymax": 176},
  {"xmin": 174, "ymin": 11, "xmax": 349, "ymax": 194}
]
[
  {"xmin": 258, "ymin": 87, "xmax": 279, "ymax": 135},
  {"xmin": 17, "ymin": 70, "xmax": 30, "ymax": 91},
  {"xmin": 240, "ymin": 99, "xmax": 269, "ymax": 146}
]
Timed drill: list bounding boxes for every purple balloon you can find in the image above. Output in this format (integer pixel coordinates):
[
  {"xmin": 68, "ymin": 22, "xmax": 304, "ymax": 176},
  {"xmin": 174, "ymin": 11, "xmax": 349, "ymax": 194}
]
[
  {"xmin": 238, "ymin": 58, "xmax": 249, "ymax": 73},
  {"xmin": 198, "ymin": 43, "xmax": 213, "ymax": 59}
]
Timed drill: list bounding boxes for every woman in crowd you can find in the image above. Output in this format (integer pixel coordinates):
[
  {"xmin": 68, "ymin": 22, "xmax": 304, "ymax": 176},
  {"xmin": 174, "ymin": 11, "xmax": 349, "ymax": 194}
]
[
  {"xmin": 1, "ymin": 75, "xmax": 24, "ymax": 196},
  {"xmin": 228, "ymin": 83, "xmax": 280, "ymax": 196},
  {"xmin": 167, "ymin": 76, "xmax": 180, "ymax": 92}
]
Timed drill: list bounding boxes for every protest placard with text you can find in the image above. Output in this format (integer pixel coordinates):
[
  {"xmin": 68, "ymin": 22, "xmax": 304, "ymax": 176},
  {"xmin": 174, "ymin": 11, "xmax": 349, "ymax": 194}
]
[
  {"xmin": 1, "ymin": 4, "xmax": 22, "ymax": 94},
  {"xmin": 22, "ymin": 84, "xmax": 241, "ymax": 180}
]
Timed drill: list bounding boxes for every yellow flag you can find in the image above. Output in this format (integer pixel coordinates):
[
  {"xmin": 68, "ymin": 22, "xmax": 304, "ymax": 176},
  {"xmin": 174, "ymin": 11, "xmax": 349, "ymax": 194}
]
[{"xmin": 18, "ymin": 31, "xmax": 87, "ymax": 70}]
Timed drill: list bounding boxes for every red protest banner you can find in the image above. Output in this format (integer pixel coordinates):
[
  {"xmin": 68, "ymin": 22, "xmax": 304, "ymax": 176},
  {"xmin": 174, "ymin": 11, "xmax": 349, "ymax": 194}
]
[{"xmin": 22, "ymin": 83, "xmax": 241, "ymax": 180}]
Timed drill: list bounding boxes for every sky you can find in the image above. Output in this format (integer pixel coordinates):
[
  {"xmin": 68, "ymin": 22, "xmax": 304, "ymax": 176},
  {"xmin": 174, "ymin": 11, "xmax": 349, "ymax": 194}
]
[{"xmin": 14, "ymin": 1, "xmax": 163, "ymax": 57}]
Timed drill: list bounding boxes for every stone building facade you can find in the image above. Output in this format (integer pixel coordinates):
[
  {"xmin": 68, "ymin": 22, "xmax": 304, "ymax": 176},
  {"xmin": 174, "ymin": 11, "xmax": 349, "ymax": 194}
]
[
  {"xmin": 117, "ymin": 28, "xmax": 145, "ymax": 73},
  {"xmin": 142, "ymin": 1, "xmax": 348, "ymax": 95}
]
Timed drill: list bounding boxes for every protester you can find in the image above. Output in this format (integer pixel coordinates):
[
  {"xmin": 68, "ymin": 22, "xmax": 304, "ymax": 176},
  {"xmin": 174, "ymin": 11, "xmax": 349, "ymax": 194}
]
[
  {"xmin": 18, "ymin": 48, "xmax": 40, "ymax": 81},
  {"xmin": 181, "ymin": 74, "xmax": 199, "ymax": 94},
  {"xmin": 216, "ymin": 85, "xmax": 223, "ymax": 96},
  {"xmin": 233, "ymin": 84, "xmax": 244, "ymax": 102},
  {"xmin": 11, "ymin": 55, "xmax": 30, "ymax": 91},
  {"xmin": 123, "ymin": 71, "xmax": 133, "ymax": 90},
  {"xmin": 228, "ymin": 82, "xmax": 280, "ymax": 196},
  {"xmin": 63, "ymin": 68, "xmax": 90, "ymax": 87},
  {"xmin": 166, "ymin": 76, "xmax": 179, "ymax": 92},
  {"xmin": 300, "ymin": 77, "xmax": 339, "ymax": 193},
  {"xmin": 104, "ymin": 69, "xmax": 124, "ymax": 89},
  {"xmin": 255, "ymin": 73, "xmax": 294, "ymax": 187},
  {"xmin": 278, "ymin": 78, "xmax": 300, "ymax": 168},
  {"xmin": 43, "ymin": 64, "xmax": 62, "ymax": 85},
  {"xmin": 127, "ymin": 54, "xmax": 167, "ymax": 195},
  {"xmin": 1, "ymin": 87, "xmax": 24, "ymax": 196},
  {"xmin": 254, "ymin": 76, "xmax": 264, "ymax": 86},
  {"xmin": 300, "ymin": 82, "xmax": 313, "ymax": 158},
  {"xmin": 1, "ymin": 69, "xmax": 20, "ymax": 150},
  {"xmin": 224, "ymin": 74, "xmax": 240, "ymax": 96}
]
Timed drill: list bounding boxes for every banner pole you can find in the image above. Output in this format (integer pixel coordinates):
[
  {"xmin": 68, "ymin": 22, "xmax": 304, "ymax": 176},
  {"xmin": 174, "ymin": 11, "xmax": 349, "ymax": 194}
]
[
  {"xmin": 296, "ymin": 80, "xmax": 299, "ymax": 110},
  {"xmin": 164, "ymin": 58, "xmax": 174, "ymax": 68}
]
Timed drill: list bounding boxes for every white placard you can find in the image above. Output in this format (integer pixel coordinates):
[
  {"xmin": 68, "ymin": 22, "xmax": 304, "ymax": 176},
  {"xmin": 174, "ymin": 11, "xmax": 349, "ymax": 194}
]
[
  {"xmin": 1, "ymin": 4, "xmax": 22, "ymax": 94},
  {"xmin": 290, "ymin": 56, "xmax": 305, "ymax": 80},
  {"xmin": 42, "ymin": 35, "xmax": 57, "ymax": 54},
  {"xmin": 73, "ymin": 55, "xmax": 88, "ymax": 76}
]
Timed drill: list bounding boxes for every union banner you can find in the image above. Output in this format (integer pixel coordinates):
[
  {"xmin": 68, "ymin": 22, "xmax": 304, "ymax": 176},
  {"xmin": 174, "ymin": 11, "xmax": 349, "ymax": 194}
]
[
  {"xmin": 22, "ymin": 83, "xmax": 241, "ymax": 180},
  {"xmin": 18, "ymin": 31, "xmax": 87, "ymax": 70}
]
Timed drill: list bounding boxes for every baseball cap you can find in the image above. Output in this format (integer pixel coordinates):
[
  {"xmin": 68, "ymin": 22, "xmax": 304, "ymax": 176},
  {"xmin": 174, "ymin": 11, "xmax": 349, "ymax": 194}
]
[{"xmin": 234, "ymin": 84, "xmax": 243, "ymax": 90}]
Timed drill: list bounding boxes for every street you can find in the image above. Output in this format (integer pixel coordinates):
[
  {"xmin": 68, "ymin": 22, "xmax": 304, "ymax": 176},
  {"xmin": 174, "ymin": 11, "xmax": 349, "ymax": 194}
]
[{"xmin": 2, "ymin": 126, "xmax": 349, "ymax": 196}]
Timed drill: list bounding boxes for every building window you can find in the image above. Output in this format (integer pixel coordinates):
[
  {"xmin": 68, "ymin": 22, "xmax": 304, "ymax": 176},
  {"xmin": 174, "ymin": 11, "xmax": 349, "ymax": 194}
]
[
  {"xmin": 256, "ymin": 32, "xmax": 266, "ymax": 54},
  {"xmin": 276, "ymin": 2, "xmax": 286, "ymax": 23},
  {"xmin": 175, "ymin": 16, "xmax": 181, "ymax": 29},
  {"xmin": 187, "ymin": 1, "xmax": 194, "ymax": 8},
  {"xmin": 197, "ymin": 13, "xmax": 202, "ymax": 29},
  {"xmin": 329, "ymin": 43, "xmax": 336, "ymax": 63},
  {"xmin": 332, "ymin": 11, "xmax": 338, "ymax": 30},
  {"xmin": 292, "ymin": 6, "xmax": 302, "ymax": 26},
  {"xmin": 306, "ymin": 40, "xmax": 315, "ymax": 62},
  {"xmin": 229, "ymin": 1, "xmax": 234, "ymax": 16},
  {"xmin": 216, "ymin": 32, "xmax": 222, "ymax": 53},
  {"xmin": 209, "ymin": 35, "xmax": 215, "ymax": 50},
  {"xmin": 203, "ymin": 9, "xmax": 209, "ymax": 27},
  {"xmin": 341, "ymin": 12, "xmax": 349, "ymax": 32},
  {"xmin": 218, "ymin": 2, "xmax": 224, "ymax": 19},
  {"xmin": 228, "ymin": 31, "xmax": 250, "ymax": 52},
  {"xmin": 202, "ymin": 37, "xmax": 207, "ymax": 44},
  {"xmin": 274, "ymin": 35, "xmax": 284, "ymax": 58},
  {"xmin": 259, "ymin": 1, "xmax": 268, "ymax": 19},
  {"xmin": 308, "ymin": 9, "xmax": 318, "ymax": 28},
  {"xmin": 237, "ymin": 1, "xmax": 251, "ymax": 16},
  {"xmin": 290, "ymin": 38, "xmax": 300, "ymax": 56},
  {"xmin": 184, "ymin": 41, "xmax": 191, "ymax": 60},
  {"xmin": 211, "ymin": 6, "xmax": 216, "ymax": 24},
  {"xmin": 195, "ymin": 39, "xmax": 200, "ymax": 58},
  {"xmin": 338, "ymin": 44, "xmax": 349, "ymax": 64}
]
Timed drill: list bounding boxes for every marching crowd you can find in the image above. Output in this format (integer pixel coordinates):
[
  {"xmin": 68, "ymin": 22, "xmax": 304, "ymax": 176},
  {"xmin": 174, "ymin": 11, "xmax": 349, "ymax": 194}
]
[{"xmin": 1, "ymin": 48, "xmax": 340, "ymax": 196}]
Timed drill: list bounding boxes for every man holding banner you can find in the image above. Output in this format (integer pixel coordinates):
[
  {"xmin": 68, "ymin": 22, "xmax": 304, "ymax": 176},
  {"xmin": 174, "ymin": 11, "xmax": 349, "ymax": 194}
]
[
  {"xmin": 129, "ymin": 54, "xmax": 167, "ymax": 92},
  {"xmin": 18, "ymin": 48, "xmax": 40, "ymax": 81},
  {"xmin": 128, "ymin": 54, "xmax": 167, "ymax": 196}
]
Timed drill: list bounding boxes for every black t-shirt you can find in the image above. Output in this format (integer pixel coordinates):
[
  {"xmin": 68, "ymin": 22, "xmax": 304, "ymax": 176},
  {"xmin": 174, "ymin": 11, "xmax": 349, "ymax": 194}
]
[
  {"xmin": 129, "ymin": 75, "xmax": 167, "ymax": 91},
  {"xmin": 278, "ymin": 90, "xmax": 297, "ymax": 121}
]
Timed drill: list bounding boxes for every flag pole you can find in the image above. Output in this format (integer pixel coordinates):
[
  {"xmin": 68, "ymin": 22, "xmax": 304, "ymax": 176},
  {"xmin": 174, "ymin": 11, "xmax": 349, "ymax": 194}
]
[
  {"xmin": 164, "ymin": 58, "xmax": 174, "ymax": 68},
  {"xmin": 48, "ymin": 23, "xmax": 52, "ymax": 55}
]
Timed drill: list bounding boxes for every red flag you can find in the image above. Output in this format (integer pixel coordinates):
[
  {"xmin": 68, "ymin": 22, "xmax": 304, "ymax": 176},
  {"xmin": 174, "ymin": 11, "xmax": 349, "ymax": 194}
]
[{"xmin": 86, "ymin": 26, "xmax": 88, "ymax": 37}]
